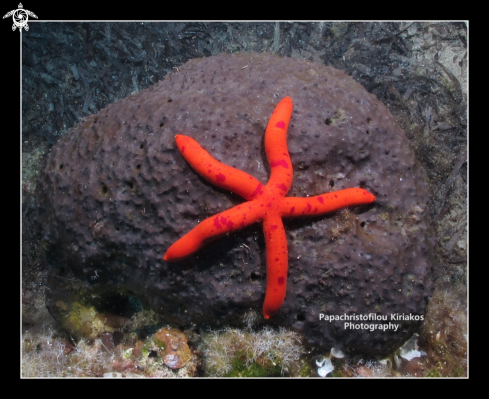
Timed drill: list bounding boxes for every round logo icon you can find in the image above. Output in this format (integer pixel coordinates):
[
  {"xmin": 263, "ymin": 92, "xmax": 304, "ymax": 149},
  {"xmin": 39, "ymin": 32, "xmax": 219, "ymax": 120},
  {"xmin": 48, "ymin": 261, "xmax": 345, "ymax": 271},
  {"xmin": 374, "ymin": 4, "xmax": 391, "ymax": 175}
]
[{"xmin": 3, "ymin": 3, "xmax": 38, "ymax": 31}]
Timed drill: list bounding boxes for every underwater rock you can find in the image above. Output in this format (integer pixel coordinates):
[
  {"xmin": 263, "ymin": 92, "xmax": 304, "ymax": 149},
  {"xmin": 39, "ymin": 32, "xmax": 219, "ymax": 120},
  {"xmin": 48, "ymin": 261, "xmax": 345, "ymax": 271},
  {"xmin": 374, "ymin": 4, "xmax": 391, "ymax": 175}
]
[
  {"xmin": 37, "ymin": 53, "xmax": 433, "ymax": 357},
  {"xmin": 152, "ymin": 327, "xmax": 192, "ymax": 369}
]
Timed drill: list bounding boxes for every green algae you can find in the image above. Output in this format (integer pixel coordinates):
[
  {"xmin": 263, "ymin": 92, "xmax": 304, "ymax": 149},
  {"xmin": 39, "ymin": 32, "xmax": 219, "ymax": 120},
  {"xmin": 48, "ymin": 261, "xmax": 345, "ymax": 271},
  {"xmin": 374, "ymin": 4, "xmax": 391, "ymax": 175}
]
[
  {"xmin": 61, "ymin": 301, "xmax": 113, "ymax": 340},
  {"xmin": 224, "ymin": 351, "xmax": 282, "ymax": 377},
  {"xmin": 22, "ymin": 146, "xmax": 47, "ymax": 196},
  {"xmin": 199, "ymin": 327, "xmax": 306, "ymax": 377},
  {"xmin": 51, "ymin": 283, "xmax": 159, "ymax": 341}
]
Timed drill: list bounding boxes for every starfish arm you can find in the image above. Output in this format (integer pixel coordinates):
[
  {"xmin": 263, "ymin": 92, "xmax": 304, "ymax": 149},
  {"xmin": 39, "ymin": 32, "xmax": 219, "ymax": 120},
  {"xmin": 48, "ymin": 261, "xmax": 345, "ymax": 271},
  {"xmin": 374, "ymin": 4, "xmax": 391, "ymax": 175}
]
[
  {"xmin": 280, "ymin": 188, "xmax": 376, "ymax": 217},
  {"xmin": 175, "ymin": 135, "xmax": 265, "ymax": 201},
  {"xmin": 262, "ymin": 213, "xmax": 288, "ymax": 319},
  {"xmin": 264, "ymin": 97, "xmax": 294, "ymax": 196},
  {"xmin": 164, "ymin": 201, "xmax": 265, "ymax": 261}
]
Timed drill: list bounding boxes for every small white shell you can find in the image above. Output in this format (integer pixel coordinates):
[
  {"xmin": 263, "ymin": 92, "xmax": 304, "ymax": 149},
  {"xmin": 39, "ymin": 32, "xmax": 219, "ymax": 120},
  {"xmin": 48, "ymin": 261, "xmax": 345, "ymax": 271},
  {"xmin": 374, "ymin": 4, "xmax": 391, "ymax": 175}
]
[
  {"xmin": 330, "ymin": 347, "xmax": 345, "ymax": 359},
  {"xmin": 399, "ymin": 333, "xmax": 426, "ymax": 361},
  {"xmin": 316, "ymin": 357, "xmax": 334, "ymax": 377}
]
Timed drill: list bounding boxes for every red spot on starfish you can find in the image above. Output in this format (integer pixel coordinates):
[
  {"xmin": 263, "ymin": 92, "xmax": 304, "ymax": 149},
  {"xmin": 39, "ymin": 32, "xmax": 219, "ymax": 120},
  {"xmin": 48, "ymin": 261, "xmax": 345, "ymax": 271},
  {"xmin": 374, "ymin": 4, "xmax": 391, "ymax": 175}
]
[
  {"xmin": 276, "ymin": 183, "xmax": 288, "ymax": 192},
  {"xmin": 215, "ymin": 173, "xmax": 226, "ymax": 183},
  {"xmin": 164, "ymin": 97, "xmax": 376, "ymax": 319},
  {"xmin": 270, "ymin": 159, "xmax": 289, "ymax": 169},
  {"xmin": 252, "ymin": 183, "xmax": 264, "ymax": 198}
]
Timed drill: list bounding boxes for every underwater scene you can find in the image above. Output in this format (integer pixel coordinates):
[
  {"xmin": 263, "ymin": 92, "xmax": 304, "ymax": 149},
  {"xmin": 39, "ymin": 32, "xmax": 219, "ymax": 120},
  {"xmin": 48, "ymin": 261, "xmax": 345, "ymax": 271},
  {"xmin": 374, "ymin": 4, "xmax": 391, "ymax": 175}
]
[{"xmin": 21, "ymin": 21, "xmax": 467, "ymax": 378}]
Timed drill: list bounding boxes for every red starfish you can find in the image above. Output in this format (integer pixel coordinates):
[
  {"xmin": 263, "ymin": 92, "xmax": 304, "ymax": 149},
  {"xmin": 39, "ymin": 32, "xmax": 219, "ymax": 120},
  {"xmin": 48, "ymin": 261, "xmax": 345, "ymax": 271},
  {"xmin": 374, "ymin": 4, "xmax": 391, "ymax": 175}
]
[{"xmin": 164, "ymin": 97, "xmax": 376, "ymax": 319}]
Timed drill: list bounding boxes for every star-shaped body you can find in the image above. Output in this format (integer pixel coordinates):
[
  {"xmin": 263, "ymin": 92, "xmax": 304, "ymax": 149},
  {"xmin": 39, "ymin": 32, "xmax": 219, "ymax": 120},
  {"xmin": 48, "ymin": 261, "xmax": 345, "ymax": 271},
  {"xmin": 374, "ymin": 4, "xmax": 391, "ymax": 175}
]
[{"xmin": 164, "ymin": 97, "xmax": 376, "ymax": 319}]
